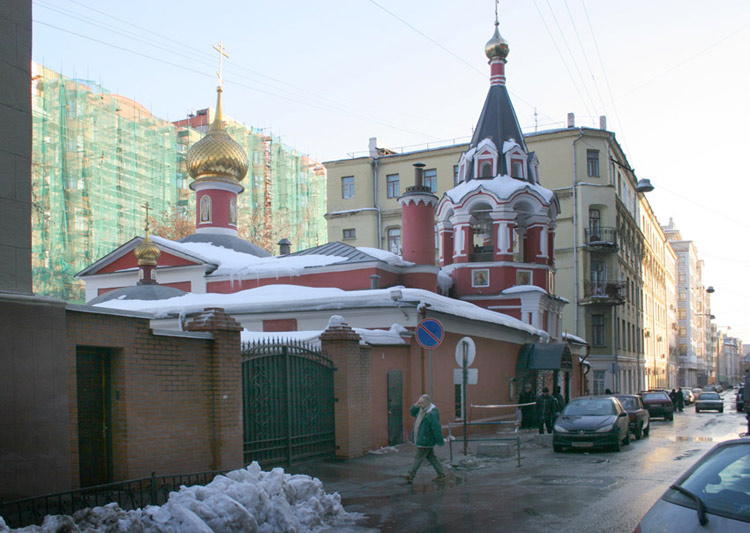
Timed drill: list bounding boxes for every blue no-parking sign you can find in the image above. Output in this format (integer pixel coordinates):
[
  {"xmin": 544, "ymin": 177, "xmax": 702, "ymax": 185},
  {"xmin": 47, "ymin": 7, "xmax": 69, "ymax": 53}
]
[{"xmin": 415, "ymin": 318, "xmax": 444, "ymax": 349}]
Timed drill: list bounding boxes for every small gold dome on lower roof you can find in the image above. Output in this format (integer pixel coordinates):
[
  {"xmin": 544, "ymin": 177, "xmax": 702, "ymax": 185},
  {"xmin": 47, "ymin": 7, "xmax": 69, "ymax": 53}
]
[
  {"xmin": 187, "ymin": 86, "xmax": 249, "ymax": 183},
  {"xmin": 135, "ymin": 233, "xmax": 160, "ymax": 266}
]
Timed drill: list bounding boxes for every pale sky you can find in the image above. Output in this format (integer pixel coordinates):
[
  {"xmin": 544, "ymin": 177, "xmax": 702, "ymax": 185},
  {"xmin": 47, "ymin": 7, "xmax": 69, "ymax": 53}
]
[{"xmin": 32, "ymin": 0, "xmax": 750, "ymax": 346}]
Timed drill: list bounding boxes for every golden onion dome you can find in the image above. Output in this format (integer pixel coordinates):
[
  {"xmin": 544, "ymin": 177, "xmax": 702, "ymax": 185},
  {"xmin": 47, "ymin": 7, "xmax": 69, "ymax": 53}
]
[
  {"xmin": 187, "ymin": 86, "xmax": 249, "ymax": 183},
  {"xmin": 134, "ymin": 232, "xmax": 160, "ymax": 266},
  {"xmin": 485, "ymin": 23, "xmax": 509, "ymax": 61}
]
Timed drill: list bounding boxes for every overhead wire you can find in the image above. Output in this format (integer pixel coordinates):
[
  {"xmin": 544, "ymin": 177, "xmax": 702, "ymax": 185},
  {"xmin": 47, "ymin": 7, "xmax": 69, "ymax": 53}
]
[{"xmin": 33, "ymin": 2, "xmax": 445, "ymax": 142}]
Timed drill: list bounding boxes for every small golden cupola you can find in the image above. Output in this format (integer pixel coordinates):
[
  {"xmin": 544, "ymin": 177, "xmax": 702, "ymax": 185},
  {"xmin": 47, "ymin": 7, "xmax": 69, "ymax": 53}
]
[
  {"xmin": 134, "ymin": 203, "xmax": 160, "ymax": 283},
  {"xmin": 186, "ymin": 86, "xmax": 249, "ymax": 186},
  {"xmin": 484, "ymin": 21, "xmax": 509, "ymax": 62}
]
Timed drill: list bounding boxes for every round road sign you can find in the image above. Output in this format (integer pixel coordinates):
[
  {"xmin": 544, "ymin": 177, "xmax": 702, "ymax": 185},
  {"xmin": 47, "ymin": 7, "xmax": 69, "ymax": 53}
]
[
  {"xmin": 415, "ymin": 318, "xmax": 444, "ymax": 349},
  {"xmin": 455, "ymin": 337, "xmax": 476, "ymax": 367}
]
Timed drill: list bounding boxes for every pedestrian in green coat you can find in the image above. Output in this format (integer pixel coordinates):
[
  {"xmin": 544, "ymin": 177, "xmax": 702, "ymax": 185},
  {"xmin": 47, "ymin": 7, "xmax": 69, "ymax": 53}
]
[{"xmin": 404, "ymin": 394, "xmax": 446, "ymax": 483}]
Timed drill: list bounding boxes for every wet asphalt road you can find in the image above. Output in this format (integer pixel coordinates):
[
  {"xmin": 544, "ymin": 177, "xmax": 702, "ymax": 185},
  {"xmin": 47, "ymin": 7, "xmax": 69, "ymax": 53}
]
[{"xmin": 296, "ymin": 391, "xmax": 748, "ymax": 533}]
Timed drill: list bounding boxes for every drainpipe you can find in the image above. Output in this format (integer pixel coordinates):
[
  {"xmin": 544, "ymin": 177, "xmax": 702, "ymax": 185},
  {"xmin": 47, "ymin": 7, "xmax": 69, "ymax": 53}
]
[
  {"xmin": 372, "ymin": 157, "xmax": 382, "ymax": 249},
  {"xmin": 572, "ymin": 129, "xmax": 584, "ymax": 336}
]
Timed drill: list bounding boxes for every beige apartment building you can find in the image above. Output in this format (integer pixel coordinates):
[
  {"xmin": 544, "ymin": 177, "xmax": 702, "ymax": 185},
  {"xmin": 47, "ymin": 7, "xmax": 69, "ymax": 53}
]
[
  {"xmin": 324, "ymin": 124, "xmax": 676, "ymax": 394},
  {"xmin": 662, "ymin": 220, "xmax": 714, "ymax": 387}
]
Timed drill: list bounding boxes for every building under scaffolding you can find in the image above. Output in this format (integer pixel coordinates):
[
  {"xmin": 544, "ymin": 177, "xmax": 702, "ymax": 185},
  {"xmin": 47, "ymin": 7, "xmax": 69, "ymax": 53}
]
[{"xmin": 31, "ymin": 63, "xmax": 326, "ymax": 302}]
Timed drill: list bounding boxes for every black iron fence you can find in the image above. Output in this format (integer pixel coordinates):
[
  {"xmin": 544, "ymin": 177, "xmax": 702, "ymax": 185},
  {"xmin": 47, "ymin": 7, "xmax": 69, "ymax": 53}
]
[{"xmin": 0, "ymin": 469, "xmax": 226, "ymax": 529}]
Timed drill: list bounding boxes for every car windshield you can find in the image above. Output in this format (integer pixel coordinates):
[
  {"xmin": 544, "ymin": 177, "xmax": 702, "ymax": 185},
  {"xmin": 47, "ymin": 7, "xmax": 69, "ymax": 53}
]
[
  {"xmin": 563, "ymin": 399, "xmax": 615, "ymax": 416},
  {"xmin": 617, "ymin": 397, "xmax": 638, "ymax": 409},
  {"xmin": 643, "ymin": 392, "xmax": 667, "ymax": 401},
  {"xmin": 700, "ymin": 392, "xmax": 720, "ymax": 400},
  {"xmin": 664, "ymin": 443, "xmax": 750, "ymax": 522}
]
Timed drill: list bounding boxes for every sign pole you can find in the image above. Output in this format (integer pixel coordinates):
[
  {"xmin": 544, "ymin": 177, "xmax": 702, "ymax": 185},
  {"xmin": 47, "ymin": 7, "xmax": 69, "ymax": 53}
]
[
  {"xmin": 462, "ymin": 340, "xmax": 468, "ymax": 456},
  {"xmin": 429, "ymin": 349, "xmax": 433, "ymax": 398}
]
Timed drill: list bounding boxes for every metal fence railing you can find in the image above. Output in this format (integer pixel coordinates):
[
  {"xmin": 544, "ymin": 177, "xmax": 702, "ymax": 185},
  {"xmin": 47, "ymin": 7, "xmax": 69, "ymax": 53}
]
[{"xmin": 0, "ymin": 469, "xmax": 226, "ymax": 529}]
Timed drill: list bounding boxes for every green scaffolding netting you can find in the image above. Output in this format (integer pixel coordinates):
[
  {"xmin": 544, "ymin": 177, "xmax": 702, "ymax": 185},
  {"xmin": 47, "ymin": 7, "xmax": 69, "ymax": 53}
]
[{"xmin": 31, "ymin": 63, "xmax": 327, "ymax": 302}]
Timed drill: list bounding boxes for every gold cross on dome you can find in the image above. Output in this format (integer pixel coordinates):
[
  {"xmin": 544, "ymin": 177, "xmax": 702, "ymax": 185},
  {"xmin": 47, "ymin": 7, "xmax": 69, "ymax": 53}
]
[
  {"xmin": 213, "ymin": 41, "xmax": 230, "ymax": 86},
  {"xmin": 142, "ymin": 201, "xmax": 151, "ymax": 232}
]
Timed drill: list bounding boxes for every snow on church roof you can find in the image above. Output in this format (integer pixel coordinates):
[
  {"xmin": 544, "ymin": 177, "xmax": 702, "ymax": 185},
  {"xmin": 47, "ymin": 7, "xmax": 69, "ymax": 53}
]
[
  {"xmin": 445, "ymin": 173, "xmax": 555, "ymax": 205},
  {"xmin": 93, "ymin": 284, "xmax": 546, "ymax": 339}
]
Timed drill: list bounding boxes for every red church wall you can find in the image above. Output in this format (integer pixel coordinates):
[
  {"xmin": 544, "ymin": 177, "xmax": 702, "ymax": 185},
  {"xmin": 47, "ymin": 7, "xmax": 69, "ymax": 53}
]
[
  {"xmin": 400, "ymin": 271, "xmax": 437, "ymax": 292},
  {"xmin": 207, "ymin": 268, "xmax": 403, "ymax": 293},
  {"xmin": 196, "ymin": 189, "xmax": 235, "ymax": 231},
  {"xmin": 263, "ymin": 318, "xmax": 298, "ymax": 332},
  {"xmin": 97, "ymin": 280, "xmax": 191, "ymax": 296},
  {"xmin": 401, "ymin": 200, "xmax": 436, "ymax": 265},
  {"xmin": 98, "ymin": 250, "xmax": 197, "ymax": 274}
]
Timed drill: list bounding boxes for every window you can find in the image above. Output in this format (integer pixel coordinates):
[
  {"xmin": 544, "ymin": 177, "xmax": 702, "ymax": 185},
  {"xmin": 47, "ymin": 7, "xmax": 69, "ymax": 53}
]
[
  {"xmin": 229, "ymin": 197, "xmax": 237, "ymax": 226},
  {"xmin": 343, "ymin": 228, "xmax": 356, "ymax": 240},
  {"xmin": 679, "ymin": 326, "xmax": 687, "ymax": 337},
  {"xmin": 387, "ymin": 227, "xmax": 401, "ymax": 254},
  {"xmin": 200, "ymin": 195, "xmax": 211, "ymax": 223},
  {"xmin": 454, "ymin": 165, "xmax": 460, "ymax": 185},
  {"xmin": 386, "ymin": 174, "xmax": 399, "ymax": 198},
  {"xmin": 679, "ymin": 309, "xmax": 687, "ymax": 320},
  {"xmin": 589, "ymin": 209, "xmax": 601, "ymax": 238},
  {"xmin": 592, "ymin": 314, "xmax": 604, "ymax": 346},
  {"xmin": 423, "ymin": 169, "xmax": 437, "ymax": 192},
  {"xmin": 587, "ymin": 150, "xmax": 600, "ymax": 177},
  {"xmin": 511, "ymin": 160, "xmax": 523, "ymax": 179},
  {"xmin": 480, "ymin": 161, "xmax": 493, "ymax": 178},
  {"xmin": 593, "ymin": 370, "xmax": 606, "ymax": 395},
  {"xmin": 342, "ymin": 176, "xmax": 355, "ymax": 199}
]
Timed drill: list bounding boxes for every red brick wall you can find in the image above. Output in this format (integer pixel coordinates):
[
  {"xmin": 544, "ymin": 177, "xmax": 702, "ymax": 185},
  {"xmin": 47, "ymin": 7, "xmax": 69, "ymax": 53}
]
[{"xmin": 66, "ymin": 308, "xmax": 242, "ymax": 486}]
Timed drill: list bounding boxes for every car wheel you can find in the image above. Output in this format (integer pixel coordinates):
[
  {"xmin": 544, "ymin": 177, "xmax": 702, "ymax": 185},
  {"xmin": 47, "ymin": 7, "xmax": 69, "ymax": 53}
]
[
  {"xmin": 643, "ymin": 423, "xmax": 650, "ymax": 437},
  {"xmin": 623, "ymin": 430, "xmax": 630, "ymax": 445},
  {"xmin": 695, "ymin": 408, "xmax": 700, "ymax": 413},
  {"xmin": 667, "ymin": 413, "xmax": 674, "ymax": 421},
  {"xmin": 633, "ymin": 424, "xmax": 642, "ymax": 440},
  {"xmin": 719, "ymin": 408, "xmax": 724, "ymax": 413},
  {"xmin": 611, "ymin": 437, "xmax": 621, "ymax": 452},
  {"xmin": 553, "ymin": 443, "xmax": 562, "ymax": 453}
]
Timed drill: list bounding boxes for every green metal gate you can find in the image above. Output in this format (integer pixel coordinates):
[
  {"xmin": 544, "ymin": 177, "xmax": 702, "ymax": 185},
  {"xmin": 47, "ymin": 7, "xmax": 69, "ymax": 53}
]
[{"xmin": 241, "ymin": 340, "xmax": 335, "ymax": 467}]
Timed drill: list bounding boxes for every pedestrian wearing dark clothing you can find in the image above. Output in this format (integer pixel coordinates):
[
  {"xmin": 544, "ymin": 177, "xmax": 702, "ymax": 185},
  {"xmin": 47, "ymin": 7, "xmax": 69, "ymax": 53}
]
[
  {"xmin": 519, "ymin": 383, "xmax": 536, "ymax": 429},
  {"xmin": 536, "ymin": 387, "xmax": 559, "ymax": 434},
  {"xmin": 676, "ymin": 388, "xmax": 685, "ymax": 412},
  {"xmin": 404, "ymin": 394, "xmax": 446, "ymax": 484},
  {"xmin": 553, "ymin": 386, "xmax": 565, "ymax": 411},
  {"xmin": 669, "ymin": 389, "xmax": 678, "ymax": 406}
]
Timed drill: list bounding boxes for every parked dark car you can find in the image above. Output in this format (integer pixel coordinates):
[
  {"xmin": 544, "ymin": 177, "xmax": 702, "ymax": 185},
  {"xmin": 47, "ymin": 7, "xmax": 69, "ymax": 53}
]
[
  {"xmin": 552, "ymin": 396, "xmax": 630, "ymax": 452},
  {"xmin": 615, "ymin": 394, "xmax": 650, "ymax": 439},
  {"xmin": 695, "ymin": 391, "xmax": 723, "ymax": 413},
  {"xmin": 737, "ymin": 387, "xmax": 744, "ymax": 412},
  {"xmin": 641, "ymin": 390, "xmax": 674, "ymax": 421},
  {"xmin": 636, "ymin": 439, "xmax": 750, "ymax": 530}
]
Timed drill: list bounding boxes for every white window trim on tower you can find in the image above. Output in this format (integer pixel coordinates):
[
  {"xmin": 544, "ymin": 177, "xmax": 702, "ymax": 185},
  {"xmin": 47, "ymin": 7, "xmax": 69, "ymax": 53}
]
[
  {"xmin": 504, "ymin": 145, "xmax": 527, "ymax": 180},
  {"xmin": 472, "ymin": 139, "xmax": 498, "ymax": 178}
]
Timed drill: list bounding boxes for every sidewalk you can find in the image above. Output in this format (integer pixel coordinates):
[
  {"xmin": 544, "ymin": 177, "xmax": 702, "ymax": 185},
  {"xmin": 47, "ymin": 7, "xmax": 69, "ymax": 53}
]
[{"xmin": 288, "ymin": 428, "xmax": 550, "ymax": 531}]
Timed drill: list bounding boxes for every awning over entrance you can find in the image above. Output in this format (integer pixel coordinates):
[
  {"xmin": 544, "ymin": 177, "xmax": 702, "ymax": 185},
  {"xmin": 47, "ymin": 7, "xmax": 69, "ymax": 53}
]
[{"xmin": 517, "ymin": 343, "xmax": 573, "ymax": 371}]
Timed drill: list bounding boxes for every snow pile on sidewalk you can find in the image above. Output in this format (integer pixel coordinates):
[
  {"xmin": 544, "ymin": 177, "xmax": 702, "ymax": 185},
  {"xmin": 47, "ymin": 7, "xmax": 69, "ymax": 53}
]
[{"xmin": 0, "ymin": 462, "xmax": 355, "ymax": 532}]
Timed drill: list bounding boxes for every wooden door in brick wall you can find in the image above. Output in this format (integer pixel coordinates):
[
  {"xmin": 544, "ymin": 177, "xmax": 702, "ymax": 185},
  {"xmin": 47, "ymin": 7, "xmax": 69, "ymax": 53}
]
[
  {"xmin": 76, "ymin": 347, "xmax": 112, "ymax": 487},
  {"xmin": 387, "ymin": 370, "xmax": 404, "ymax": 445},
  {"xmin": 241, "ymin": 340, "xmax": 335, "ymax": 467}
]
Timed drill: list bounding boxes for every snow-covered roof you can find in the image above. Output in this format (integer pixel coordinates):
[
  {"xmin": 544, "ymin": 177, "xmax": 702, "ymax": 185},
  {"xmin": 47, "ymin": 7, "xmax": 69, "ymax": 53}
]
[
  {"xmin": 241, "ymin": 323, "xmax": 410, "ymax": 347},
  {"xmin": 445, "ymin": 173, "xmax": 555, "ymax": 205},
  {"xmin": 563, "ymin": 332, "xmax": 588, "ymax": 345},
  {"xmin": 93, "ymin": 284, "xmax": 545, "ymax": 338}
]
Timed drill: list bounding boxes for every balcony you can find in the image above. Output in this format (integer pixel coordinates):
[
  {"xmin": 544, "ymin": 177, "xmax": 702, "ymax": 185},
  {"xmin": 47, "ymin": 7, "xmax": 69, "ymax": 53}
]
[
  {"xmin": 584, "ymin": 227, "xmax": 618, "ymax": 251},
  {"xmin": 580, "ymin": 279, "xmax": 626, "ymax": 305},
  {"xmin": 470, "ymin": 245, "xmax": 494, "ymax": 263}
]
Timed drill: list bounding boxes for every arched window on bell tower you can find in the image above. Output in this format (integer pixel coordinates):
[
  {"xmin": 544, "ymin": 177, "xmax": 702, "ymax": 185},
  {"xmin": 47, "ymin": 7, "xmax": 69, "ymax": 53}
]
[
  {"xmin": 229, "ymin": 197, "xmax": 237, "ymax": 226},
  {"xmin": 200, "ymin": 195, "xmax": 212, "ymax": 223}
]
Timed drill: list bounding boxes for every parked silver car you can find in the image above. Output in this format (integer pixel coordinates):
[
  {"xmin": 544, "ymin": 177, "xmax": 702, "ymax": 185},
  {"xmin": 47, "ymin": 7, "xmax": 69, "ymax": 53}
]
[{"xmin": 636, "ymin": 439, "xmax": 750, "ymax": 530}]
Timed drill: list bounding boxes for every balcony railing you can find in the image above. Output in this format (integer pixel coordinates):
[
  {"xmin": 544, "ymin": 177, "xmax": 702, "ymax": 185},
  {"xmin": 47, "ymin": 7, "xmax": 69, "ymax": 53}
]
[
  {"xmin": 584, "ymin": 227, "xmax": 618, "ymax": 250},
  {"xmin": 581, "ymin": 279, "xmax": 626, "ymax": 305}
]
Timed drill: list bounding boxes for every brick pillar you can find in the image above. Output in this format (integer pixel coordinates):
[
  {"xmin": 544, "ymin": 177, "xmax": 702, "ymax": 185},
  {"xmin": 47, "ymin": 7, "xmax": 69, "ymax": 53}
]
[
  {"xmin": 320, "ymin": 316, "xmax": 372, "ymax": 459},
  {"xmin": 185, "ymin": 307, "xmax": 243, "ymax": 471}
]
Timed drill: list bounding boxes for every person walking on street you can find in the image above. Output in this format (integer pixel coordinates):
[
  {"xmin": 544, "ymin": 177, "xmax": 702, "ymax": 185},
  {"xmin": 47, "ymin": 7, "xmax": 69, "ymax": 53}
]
[
  {"xmin": 669, "ymin": 389, "xmax": 678, "ymax": 407},
  {"xmin": 519, "ymin": 383, "xmax": 536, "ymax": 429},
  {"xmin": 553, "ymin": 386, "xmax": 565, "ymax": 411},
  {"xmin": 676, "ymin": 388, "xmax": 685, "ymax": 412},
  {"xmin": 536, "ymin": 387, "xmax": 559, "ymax": 434},
  {"xmin": 404, "ymin": 394, "xmax": 446, "ymax": 484}
]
